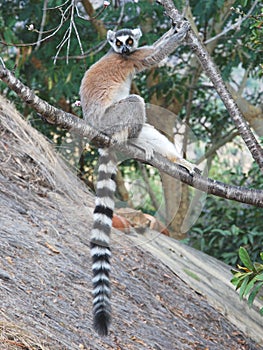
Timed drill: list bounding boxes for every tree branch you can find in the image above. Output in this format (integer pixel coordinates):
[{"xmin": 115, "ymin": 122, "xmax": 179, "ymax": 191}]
[
  {"xmin": 157, "ymin": 0, "xmax": 263, "ymax": 172},
  {"xmin": 204, "ymin": 0, "xmax": 259, "ymax": 45},
  {"xmin": 0, "ymin": 65, "xmax": 110, "ymax": 148},
  {"xmin": 81, "ymin": 0, "xmax": 107, "ymax": 38},
  {"xmin": 0, "ymin": 65, "xmax": 262, "ymax": 207}
]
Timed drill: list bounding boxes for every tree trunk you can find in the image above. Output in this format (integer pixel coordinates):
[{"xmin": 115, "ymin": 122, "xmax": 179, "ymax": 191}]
[
  {"xmin": 146, "ymin": 92, "xmax": 192, "ymax": 238},
  {"xmin": 160, "ymin": 173, "xmax": 191, "ymax": 238}
]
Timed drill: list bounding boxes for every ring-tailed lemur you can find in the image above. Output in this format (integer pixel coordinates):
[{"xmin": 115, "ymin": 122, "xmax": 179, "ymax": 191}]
[{"xmin": 80, "ymin": 23, "xmax": 197, "ymax": 336}]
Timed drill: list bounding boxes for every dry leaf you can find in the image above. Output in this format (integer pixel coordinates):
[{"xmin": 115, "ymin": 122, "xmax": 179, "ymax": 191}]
[
  {"xmin": 5, "ymin": 256, "xmax": 13, "ymax": 264},
  {"xmin": 45, "ymin": 242, "xmax": 60, "ymax": 254}
]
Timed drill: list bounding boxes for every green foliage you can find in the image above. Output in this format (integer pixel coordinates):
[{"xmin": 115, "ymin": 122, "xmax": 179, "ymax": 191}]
[
  {"xmin": 231, "ymin": 247, "xmax": 263, "ymax": 316},
  {"xmin": 188, "ymin": 161, "xmax": 263, "ymax": 266},
  {"xmin": 218, "ymin": 2, "xmax": 262, "ymax": 78},
  {"xmin": 191, "ymin": 0, "xmax": 225, "ymax": 23},
  {"xmin": 249, "ymin": 9, "xmax": 263, "ymax": 72}
]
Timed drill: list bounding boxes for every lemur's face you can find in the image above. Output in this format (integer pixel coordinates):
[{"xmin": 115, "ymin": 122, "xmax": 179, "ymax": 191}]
[{"xmin": 107, "ymin": 28, "xmax": 142, "ymax": 55}]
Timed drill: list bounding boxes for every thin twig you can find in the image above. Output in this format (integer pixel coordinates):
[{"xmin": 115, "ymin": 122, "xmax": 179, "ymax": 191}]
[
  {"xmin": 53, "ymin": 3, "xmax": 74, "ymax": 64},
  {"xmin": 205, "ymin": 0, "xmax": 259, "ymax": 44},
  {"xmin": 46, "ymin": 0, "xmax": 71, "ymax": 11},
  {"xmin": 196, "ymin": 130, "xmax": 239, "ymax": 165},
  {"xmin": 36, "ymin": 0, "xmax": 48, "ymax": 50},
  {"xmin": 72, "ymin": 13, "xmax": 84, "ymax": 57},
  {"xmin": 67, "ymin": 1, "xmax": 75, "ymax": 64},
  {"xmin": 0, "ymin": 3, "xmax": 69, "ymax": 48},
  {"xmin": 57, "ymin": 2, "xmax": 125, "ymax": 60}
]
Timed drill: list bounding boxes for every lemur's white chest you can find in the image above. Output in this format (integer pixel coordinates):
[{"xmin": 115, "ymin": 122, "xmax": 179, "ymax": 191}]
[{"xmin": 111, "ymin": 74, "xmax": 133, "ymax": 103}]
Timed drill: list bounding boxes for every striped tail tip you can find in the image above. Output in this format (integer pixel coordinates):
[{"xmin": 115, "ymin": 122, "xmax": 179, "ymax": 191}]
[
  {"xmin": 91, "ymin": 242, "xmax": 112, "ymax": 336},
  {"xmin": 92, "ymin": 272, "xmax": 112, "ymax": 336},
  {"xmin": 93, "ymin": 309, "xmax": 111, "ymax": 336}
]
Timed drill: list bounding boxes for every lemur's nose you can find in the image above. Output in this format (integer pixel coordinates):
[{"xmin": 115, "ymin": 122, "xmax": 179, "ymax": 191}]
[{"xmin": 122, "ymin": 46, "xmax": 130, "ymax": 54}]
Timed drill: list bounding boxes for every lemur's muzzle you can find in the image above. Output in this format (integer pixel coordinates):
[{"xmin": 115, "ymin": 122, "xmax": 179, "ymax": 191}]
[{"xmin": 122, "ymin": 46, "xmax": 130, "ymax": 54}]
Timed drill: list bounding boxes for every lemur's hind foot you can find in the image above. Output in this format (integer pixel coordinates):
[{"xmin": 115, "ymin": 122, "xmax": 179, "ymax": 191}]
[
  {"xmin": 135, "ymin": 124, "xmax": 201, "ymax": 175},
  {"xmin": 168, "ymin": 156, "xmax": 201, "ymax": 175}
]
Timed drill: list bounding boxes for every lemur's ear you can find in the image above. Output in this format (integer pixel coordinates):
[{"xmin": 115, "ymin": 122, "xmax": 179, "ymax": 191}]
[
  {"xmin": 107, "ymin": 30, "xmax": 115, "ymax": 42},
  {"xmin": 131, "ymin": 28, "xmax": 142, "ymax": 40}
]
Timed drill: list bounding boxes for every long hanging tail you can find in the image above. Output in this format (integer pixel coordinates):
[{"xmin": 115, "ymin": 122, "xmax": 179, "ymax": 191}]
[{"xmin": 90, "ymin": 148, "xmax": 117, "ymax": 336}]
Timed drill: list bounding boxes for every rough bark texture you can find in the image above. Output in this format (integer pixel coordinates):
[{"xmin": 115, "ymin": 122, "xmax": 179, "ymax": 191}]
[
  {"xmin": 130, "ymin": 231, "xmax": 263, "ymax": 346},
  {"xmin": 1, "ymin": 97, "xmax": 263, "ymax": 349}
]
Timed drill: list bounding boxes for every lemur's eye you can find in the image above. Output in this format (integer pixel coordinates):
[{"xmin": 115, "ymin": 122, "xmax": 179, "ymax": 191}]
[
  {"xmin": 116, "ymin": 40, "xmax": 122, "ymax": 47},
  {"xmin": 126, "ymin": 38, "xmax": 134, "ymax": 46}
]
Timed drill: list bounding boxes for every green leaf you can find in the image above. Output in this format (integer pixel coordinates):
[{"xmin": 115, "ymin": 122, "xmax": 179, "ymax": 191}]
[
  {"xmin": 239, "ymin": 275, "xmax": 250, "ymax": 300},
  {"xmin": 231, "ymin": 271, "xmax": 250, "ymax": 290},
  {"xmin": 4, "ymin": 28, "xmax": 14, "ymax": 43},
  {"xmin": 239, "ymin": 247, "xmax": 255, "ymax": 271},
  {"xmin": 254, "ymin": 262, "xmax": 263, "ymax": 273},
  {"xmin": 243, "ymin": 276, "xmax": 258, "ymax": 297},
  {"xmin": 234, "ymin": 277, "xmax": 246, "ymax": 290},
  {"xmin": 231, "ymin": 275, "xmax": 239, "ymax": 286},
  {"xmin": 231, "ymin": 269, "xmax": 241, "ymax": 276},
  {"xmin": 247, "ymin": 281, "xmax": 263, "ymax": 307},
  {"xmin": 254, "ymin": 273, "xmax": 263, "ymax": 281}
]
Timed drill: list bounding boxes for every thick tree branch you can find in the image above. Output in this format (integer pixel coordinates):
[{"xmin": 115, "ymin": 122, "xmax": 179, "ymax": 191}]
[
  {"xmin": 0, "ymin": 65, "xmax": 262, "ymax": 207},
  {"xmin": 157, "ymin": 0, "xmax": 263, "ymax": 172},
  {"xmin": 0, "ymin": 66, "xmax": 110, "ymax": 148},
  {"xmin": 130, "ymin": 148, "xmax": 263, "ymax": 208}
]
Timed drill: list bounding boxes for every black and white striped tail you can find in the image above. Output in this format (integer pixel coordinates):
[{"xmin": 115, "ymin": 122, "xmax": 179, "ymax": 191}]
[{"xmin": 90, "ymin": 148, "xmax": 117, "ymax": 336}]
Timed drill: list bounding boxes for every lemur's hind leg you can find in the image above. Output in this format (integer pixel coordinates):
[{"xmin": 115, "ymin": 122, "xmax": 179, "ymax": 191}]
[
  {"xmin": 132, "ymin": 123, "xmax": 198, "ymax": 174},
  {"xmin": 101, "ymin": 95, "xmax": 146, "ymax": 143},
  {"xmin": 102, "ymin": 95, "xmax": 159, "ymax": 161}
]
